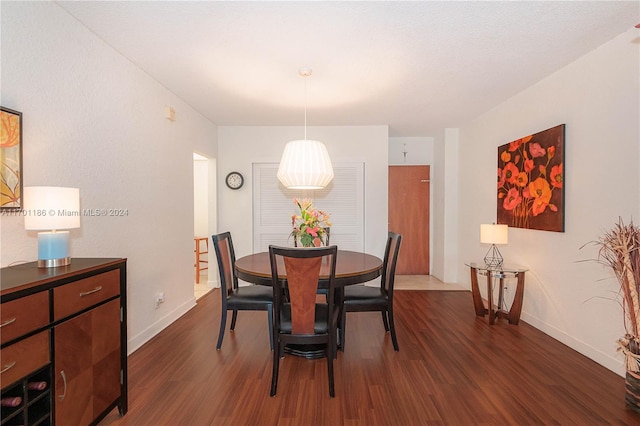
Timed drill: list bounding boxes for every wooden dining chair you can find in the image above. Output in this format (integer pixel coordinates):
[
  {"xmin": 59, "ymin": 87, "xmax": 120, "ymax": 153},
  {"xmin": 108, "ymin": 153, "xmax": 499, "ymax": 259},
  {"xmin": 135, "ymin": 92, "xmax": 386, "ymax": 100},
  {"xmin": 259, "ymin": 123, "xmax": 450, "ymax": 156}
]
[
  {"xmin": 292, "ymin": 228, "xmax": 332, "ymax": 300},
  {"xmin": 268, "ymin": 245, "xmax": 339, "ymax": 397},
  {"xmin": 339, "ymin": 232, "xmax": 402, "ymax": 351},
  {"xmin": 212, "ymin": 232, "xmax": 273, "ymax": 351}
]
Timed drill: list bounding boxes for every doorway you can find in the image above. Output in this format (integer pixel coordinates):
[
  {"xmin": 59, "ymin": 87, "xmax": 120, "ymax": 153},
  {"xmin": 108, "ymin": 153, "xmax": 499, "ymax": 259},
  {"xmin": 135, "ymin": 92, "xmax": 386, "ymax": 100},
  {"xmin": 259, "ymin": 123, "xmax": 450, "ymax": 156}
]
[
  {"xmin": 193, "ymin": 152, "xmax": 211, "ymax": 299},
  {"xmin": 388, "ymin": 165, "xmax": 430, "ymax": 274}
]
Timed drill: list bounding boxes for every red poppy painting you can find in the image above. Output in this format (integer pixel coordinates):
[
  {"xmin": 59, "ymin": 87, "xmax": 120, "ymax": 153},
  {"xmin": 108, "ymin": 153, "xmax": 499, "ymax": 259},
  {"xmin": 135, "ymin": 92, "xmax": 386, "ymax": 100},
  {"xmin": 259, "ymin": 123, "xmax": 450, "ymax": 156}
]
[{"xmin": 497, "ymin": 124, "xmax": 565, "ymax": 232}]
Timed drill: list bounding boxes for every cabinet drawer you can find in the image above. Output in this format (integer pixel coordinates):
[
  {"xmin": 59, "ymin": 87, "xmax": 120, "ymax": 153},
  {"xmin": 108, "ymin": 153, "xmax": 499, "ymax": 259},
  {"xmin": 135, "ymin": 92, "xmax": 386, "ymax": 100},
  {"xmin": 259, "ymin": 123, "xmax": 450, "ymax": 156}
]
[
  {"xmin": 0, "ymin": 331, "xmax": 49, "ymax": 389},
  {"xmin": 1, "ymin": 292, "xmax": 49, "ymax": 344},
  {"xmin": 54, "ymin": 269, "xmax": 120, "ymax": 321}
]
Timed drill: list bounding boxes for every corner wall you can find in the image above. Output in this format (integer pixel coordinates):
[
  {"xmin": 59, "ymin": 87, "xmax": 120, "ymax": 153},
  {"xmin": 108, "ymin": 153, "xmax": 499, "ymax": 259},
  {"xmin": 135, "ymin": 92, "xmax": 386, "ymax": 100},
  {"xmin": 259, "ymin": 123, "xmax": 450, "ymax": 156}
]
[
  {"xmin": 457, "ymin": 28, "xmax": 640, "ymax": 374},
  {"xmin": 0, "ymin": 2, "xmax": 218, "ymax": 353}
]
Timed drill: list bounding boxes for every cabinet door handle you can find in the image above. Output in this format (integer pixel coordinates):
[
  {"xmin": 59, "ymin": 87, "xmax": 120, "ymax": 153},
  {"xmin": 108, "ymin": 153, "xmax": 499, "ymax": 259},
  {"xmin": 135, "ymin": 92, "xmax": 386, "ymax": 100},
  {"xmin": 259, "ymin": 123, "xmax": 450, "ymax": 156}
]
[
  {"xmin": 79, "ymin": 286, "xmax": 103, "ymax": 297},
  {"xmin": 0, "ymin": 317, "xmax": 16, "ymax": 328},
  {"xmin": 58, "ymin": 370, "xmax": 67, "ymax": 401},
  {"xmin": 1, "ymin": 362, "xmax": 16, "ymax": 374}
]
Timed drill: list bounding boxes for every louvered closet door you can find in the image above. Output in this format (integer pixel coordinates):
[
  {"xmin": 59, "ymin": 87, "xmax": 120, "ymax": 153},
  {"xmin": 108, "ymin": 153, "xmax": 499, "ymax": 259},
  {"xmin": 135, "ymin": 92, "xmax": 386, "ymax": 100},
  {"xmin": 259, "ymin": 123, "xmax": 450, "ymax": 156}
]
[{"xmin": 252, "ymin": 162, "xmax": 364, "ymax": 253}]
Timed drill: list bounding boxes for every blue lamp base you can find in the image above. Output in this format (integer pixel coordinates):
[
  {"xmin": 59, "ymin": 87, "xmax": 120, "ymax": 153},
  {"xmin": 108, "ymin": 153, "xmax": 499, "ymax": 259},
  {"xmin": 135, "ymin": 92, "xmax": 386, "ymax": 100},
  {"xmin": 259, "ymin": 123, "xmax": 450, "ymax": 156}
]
[{"xmin": 37, "ymin": 231, "xmax": 71, "ymax": 268}]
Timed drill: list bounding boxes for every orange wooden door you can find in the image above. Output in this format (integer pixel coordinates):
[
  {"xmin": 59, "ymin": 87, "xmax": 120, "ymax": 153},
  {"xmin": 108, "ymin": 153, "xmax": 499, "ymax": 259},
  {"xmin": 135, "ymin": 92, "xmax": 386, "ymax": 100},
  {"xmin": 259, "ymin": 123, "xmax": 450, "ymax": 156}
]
[{"xmin": 388, "ymin": 166, "xmax": 430, "ymax": 274}]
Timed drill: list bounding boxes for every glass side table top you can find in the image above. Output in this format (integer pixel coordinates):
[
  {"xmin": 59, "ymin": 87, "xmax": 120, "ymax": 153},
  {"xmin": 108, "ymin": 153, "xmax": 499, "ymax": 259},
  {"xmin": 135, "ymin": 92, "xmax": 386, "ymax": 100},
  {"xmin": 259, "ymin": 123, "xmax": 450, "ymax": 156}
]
[{"xmin": 465, "ymin": 262, "xmax": 528, "ymax": 274}]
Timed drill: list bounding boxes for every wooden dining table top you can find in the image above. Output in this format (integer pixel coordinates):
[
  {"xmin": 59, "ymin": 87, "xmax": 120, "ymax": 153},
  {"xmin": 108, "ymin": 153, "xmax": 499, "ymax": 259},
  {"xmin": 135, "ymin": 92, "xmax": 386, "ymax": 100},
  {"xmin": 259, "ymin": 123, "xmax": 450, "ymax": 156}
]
[{"xmin": 235, "ymin": 250, "xmax": 383, "ymax": 287}]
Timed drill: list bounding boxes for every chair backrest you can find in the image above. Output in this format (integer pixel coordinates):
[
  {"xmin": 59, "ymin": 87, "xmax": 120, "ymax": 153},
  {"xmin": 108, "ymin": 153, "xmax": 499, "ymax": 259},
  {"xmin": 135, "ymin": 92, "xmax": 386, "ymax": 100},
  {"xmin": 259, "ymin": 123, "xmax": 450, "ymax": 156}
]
[
  {"xmin": 269, "ymin": 245, "xmax": 338, "ymax": 335},
  {"xmin": 381, "ymin": 232, "xmax": 402, "ymax": 299},
  {"xmin": 212, "ymin": 232, "xmax": 239, "ymax": 301}
]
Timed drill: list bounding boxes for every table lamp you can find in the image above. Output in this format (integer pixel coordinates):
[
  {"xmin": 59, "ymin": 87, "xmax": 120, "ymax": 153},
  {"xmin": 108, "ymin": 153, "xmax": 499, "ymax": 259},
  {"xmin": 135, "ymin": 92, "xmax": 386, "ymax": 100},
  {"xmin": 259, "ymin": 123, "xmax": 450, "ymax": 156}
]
[
  {"xmin": 24, "ymin": 186, "xmax": 80, "ymax": 268},
  {"xmin": 480, "ymin": 223, "xmax": 508, "ymax": 269}
]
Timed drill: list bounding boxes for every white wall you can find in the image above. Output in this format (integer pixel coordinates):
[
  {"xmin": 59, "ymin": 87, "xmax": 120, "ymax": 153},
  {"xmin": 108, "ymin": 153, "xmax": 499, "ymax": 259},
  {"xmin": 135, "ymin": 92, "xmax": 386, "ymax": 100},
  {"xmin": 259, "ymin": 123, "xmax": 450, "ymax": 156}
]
[
  {"xmin": 431, "ymin": 128, "xmax": 460, "ymax": 284},
  {"xmin": 217, "ymin": 126, "xmax": 389, "ymax": 259},
  {"xmin": 388, "ymin": 137, "xmax": 433, "ymax": 165},
  {"xmin": 193, "ymin": 159, "xmax": 209, "ymax": 237},
  {"xmin": 0, "ymin": 2, "xmax": 218, "ymax": 353},
  {"xmin": 456, "ymin": 28, "xmax": 640, "ymax": 375}
]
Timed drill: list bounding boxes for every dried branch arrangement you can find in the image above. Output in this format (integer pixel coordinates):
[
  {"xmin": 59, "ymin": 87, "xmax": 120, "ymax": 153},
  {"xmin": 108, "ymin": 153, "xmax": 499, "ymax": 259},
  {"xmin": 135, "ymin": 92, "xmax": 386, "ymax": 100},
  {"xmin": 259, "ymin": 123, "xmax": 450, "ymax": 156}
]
[{"xmin": 594, "ymin": 218, "xmax": 640, "ymax": 371}]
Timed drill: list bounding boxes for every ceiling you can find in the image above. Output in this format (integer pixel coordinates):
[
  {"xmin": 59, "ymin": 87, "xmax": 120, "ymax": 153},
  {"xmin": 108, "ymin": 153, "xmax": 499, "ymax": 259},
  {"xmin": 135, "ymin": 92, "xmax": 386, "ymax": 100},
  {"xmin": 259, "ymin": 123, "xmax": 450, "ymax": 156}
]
[{"xmin": 57, "ymin": 1, "xmax": 639, "ymax": 137}]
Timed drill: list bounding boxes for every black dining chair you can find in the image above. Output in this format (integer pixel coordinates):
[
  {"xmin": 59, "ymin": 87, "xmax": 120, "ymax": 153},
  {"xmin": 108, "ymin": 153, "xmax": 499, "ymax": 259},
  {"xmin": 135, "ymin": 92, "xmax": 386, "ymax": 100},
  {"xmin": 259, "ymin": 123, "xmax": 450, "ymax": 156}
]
[
  {"xmin": 212, "ymin": 232, "xmax": 273, "ymax": 351},
  {"xmin": 268, "ymin": 245, "xmax": 339, "ymax": 397},
  {"xmin": 293, "ymin": 227, "xmax": 331, "ymax": 299},
  {"xmin": 339, "ymin": 232, "xmax": 402, "ymax": 351}
]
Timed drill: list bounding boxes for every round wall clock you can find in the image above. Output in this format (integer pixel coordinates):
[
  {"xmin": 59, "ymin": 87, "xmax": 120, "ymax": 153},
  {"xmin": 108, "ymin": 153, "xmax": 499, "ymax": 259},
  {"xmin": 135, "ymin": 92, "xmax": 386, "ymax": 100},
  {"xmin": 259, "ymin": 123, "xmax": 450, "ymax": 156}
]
[{"xmin": 225, "ymin": 171, "xmax": 244, "ymax": 190}]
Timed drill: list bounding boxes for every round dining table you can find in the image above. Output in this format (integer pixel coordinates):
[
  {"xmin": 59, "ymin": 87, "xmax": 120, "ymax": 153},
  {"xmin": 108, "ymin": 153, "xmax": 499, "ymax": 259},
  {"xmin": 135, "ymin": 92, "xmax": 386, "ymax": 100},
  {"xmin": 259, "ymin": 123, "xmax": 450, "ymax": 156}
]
[
  {"xmin": 235, "ymin": 249, "xmax": 383, "ymax": 358},
  {"xmin": 235, "ymin": 249, "xmax": 383, "ymax": 288}
]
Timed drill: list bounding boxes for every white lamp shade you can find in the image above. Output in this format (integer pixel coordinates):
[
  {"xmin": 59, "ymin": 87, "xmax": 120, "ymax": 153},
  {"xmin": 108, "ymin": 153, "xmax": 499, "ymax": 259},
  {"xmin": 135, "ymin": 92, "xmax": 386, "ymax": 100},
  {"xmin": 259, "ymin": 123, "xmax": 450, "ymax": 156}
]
[
  {"xmin": 24, "ymin": 186, "xmax": 80, "ymax": 230},
  {"xmin": 480, "ymin": 224, "xmax": 508, "ymax": 245},
  {"xmin": 277, "ymin": 140, "xmax": 334, "ymax": 189}
]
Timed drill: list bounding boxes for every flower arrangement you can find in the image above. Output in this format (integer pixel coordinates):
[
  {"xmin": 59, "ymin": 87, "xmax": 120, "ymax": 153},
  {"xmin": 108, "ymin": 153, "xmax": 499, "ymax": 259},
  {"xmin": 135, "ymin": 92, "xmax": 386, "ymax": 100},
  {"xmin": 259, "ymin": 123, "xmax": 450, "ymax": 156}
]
[
  {"xmin": 590, "ymin": 219, "xmax": 640, "ymax": 372},
  {"xmin": 289, "ymin": 198, "xmax": 331, "ymax": 247}
]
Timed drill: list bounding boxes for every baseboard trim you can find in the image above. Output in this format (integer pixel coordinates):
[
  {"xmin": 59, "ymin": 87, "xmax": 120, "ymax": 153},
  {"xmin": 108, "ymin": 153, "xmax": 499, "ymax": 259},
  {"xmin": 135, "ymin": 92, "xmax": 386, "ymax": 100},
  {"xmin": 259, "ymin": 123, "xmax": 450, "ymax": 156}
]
[
  {"xmin": 127, "ymin": 297, "xmax": 197, "ymax": 355},
  {"xmin": 521, "ymin": 311, "xmax": 624, "ymax": 377}
]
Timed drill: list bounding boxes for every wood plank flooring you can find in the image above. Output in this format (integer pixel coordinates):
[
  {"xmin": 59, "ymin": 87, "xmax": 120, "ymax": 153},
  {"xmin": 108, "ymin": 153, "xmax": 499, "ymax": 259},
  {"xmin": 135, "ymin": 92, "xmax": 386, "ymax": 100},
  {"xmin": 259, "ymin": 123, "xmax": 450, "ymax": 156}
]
[{"xmin": 99, "ymin": 289, "xmax": 639, "ymax": 425}]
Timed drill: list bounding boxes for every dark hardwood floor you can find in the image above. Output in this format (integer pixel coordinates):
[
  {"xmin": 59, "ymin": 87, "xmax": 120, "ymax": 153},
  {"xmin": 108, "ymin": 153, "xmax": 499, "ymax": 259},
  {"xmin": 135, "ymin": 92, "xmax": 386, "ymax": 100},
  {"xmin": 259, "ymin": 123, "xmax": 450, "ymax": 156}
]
[{"xmin": 100, "ymin": 289, "xmax": 639, "ymax": 425}]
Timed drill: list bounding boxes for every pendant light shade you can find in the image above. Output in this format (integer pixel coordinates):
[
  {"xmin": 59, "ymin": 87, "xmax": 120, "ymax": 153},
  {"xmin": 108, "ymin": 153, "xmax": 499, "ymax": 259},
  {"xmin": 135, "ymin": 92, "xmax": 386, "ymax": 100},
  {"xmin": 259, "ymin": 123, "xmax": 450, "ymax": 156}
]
[
  {"xmin": 277, "ymin": 67, "xmax": 334, "ymax": 190},
  {"xmin": 277, "ymin": 139, "xmax": 334, "ymax": 189}
]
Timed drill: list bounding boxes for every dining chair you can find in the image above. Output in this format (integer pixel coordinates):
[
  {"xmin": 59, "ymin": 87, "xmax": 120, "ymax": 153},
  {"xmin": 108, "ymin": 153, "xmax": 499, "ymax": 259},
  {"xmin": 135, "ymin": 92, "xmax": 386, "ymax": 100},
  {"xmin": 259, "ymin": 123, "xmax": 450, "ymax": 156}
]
[
  {"xmin": 268, "ymin": 244, "xmax": 339, "ymax": 397},
  {"xmin": 339, "ymin": 232, "xmax": 402, "ymax": 351},
  {"xmin": 293, "ymin": 227, "xmax": 331, "ymax": 299},
  {"xmin": 212, "ymin": 232, "xmax": 273, "ymax": 351}
]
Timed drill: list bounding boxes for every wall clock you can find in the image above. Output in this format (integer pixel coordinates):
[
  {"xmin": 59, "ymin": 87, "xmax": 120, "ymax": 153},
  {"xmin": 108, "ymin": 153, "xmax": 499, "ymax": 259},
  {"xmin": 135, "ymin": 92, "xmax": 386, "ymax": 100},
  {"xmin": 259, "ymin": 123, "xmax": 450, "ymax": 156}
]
[{"xmin": 225, "ymin": 171, "xmax": 244, "ymax": 190}]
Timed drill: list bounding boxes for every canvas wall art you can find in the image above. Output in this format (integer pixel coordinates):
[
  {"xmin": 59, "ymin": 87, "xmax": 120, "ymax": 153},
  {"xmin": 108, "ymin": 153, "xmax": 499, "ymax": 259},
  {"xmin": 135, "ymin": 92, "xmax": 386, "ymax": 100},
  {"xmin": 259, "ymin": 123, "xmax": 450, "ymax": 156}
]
[
  {"xmin": 0, "ymin": 107, "xmax": 23, "ymax": 210},
  {"xmin": 497, "ymin": 124, "xmax": 565, "ymax": 232}
]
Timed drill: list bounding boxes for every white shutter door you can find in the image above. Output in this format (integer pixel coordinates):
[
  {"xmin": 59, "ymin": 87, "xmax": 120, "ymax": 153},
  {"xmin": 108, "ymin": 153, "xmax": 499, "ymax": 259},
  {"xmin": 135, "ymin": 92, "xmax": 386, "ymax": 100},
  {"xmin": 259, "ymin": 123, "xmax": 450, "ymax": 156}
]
[{"xmin": 252, "ymin": 162, "xmax": 364, "ymax": 253}]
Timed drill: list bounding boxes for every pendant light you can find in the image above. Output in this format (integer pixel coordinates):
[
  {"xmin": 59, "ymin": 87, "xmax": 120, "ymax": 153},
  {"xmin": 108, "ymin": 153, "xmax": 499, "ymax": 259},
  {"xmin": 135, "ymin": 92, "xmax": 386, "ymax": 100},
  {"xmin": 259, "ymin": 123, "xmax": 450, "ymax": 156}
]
[{"xmin": 277, "ymin": 68, "xmax": 334, "ymax": 189}]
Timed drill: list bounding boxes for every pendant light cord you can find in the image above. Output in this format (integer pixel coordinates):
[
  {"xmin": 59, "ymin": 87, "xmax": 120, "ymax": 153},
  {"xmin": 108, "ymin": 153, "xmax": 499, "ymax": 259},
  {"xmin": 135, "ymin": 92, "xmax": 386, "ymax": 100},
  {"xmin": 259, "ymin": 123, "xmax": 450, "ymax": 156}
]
[{"xmin": 304, "ymin": 74, "xmax": 307, "ymax": 140}]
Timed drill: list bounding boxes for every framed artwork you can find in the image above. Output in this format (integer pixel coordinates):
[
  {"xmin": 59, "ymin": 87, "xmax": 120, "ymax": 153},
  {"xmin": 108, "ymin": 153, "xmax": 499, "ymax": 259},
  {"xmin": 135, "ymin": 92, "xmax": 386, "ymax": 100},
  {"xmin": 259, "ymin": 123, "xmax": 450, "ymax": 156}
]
[
  {"xmin": 1, "ymin": 107, "xmax": 23, "ymax": 210},
  {"xmin": 497, "ymin": 124, "xmax": 565, "ymax": 232}
]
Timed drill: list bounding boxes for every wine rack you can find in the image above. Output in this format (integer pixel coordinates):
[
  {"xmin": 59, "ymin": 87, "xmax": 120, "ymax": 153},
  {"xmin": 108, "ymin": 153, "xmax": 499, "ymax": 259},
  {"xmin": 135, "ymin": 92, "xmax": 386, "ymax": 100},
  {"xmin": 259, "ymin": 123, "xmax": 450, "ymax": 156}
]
[{"xmin": 1, "ymin": 365, "xmax": 52, "ymax": 426}]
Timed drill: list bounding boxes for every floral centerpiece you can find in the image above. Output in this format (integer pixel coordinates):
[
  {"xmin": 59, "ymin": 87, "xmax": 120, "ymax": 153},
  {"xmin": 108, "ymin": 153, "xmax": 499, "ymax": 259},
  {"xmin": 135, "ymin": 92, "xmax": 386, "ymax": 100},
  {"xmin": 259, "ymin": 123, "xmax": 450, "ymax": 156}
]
[
  {"xmin": 289, "ymin": 198, "xmax": 331, "ymax": 247},
  {"xmin": 589, "ymin": 219, "xmax": 640, "ymax": 412}
]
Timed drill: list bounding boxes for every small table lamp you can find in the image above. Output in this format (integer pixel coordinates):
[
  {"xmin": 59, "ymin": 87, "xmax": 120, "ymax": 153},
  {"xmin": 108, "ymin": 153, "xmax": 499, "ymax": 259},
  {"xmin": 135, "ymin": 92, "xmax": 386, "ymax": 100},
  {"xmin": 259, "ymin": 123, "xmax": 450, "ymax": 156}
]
[
  {"xmin": 480, "ymin": 223, "xmax": 508, "ymax": 269},
  {"xmin": 24, "ymin": 186, "xmax": 80, "ymax": 268}
]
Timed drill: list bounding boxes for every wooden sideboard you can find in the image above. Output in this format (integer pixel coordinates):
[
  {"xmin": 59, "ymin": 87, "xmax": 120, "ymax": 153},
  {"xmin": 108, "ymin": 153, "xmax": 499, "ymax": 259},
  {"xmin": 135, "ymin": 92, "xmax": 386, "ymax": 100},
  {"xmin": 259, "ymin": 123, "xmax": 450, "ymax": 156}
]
[{"xmin": 0, "ymin": 258, "xmax": 127, "ymax": 426}]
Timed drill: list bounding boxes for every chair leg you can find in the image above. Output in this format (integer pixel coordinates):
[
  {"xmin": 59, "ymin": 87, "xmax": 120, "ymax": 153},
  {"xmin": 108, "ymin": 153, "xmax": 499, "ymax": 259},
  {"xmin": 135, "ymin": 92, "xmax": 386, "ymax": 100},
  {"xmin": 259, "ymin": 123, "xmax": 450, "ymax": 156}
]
[
  {"xmin": 381, "ymin": 311, "xmax": 389, "ymax": 332},
  {"xmin": 267, "ymin": 304, "xmax": 274, "ymax": 351},
  {"xmin": 216, "ymin": 309, "xmax": 227, "ymax": 350},
  {"xmin": 230, "ymin": 310, "xmax": 238, "ymax": 331},
  {"xmin": 327, "ymin": 339, "xmax": 335, "ymax": 397},
  {"xmin": 388, "ymin": 306, "xmax": 399, "ymax": 352},
  {"xmin": 339, "ymin": 311, "xmax": 346, "ymax": 352},
  {"xmin": 270, "ymin": 335, "xmax": 280, "ymax": 397}
]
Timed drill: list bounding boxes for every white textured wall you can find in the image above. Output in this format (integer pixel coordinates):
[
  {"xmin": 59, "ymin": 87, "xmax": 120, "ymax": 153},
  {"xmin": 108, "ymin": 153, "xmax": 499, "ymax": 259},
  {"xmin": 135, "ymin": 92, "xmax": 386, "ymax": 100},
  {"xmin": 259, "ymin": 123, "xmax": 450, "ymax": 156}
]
[
  {"xmin": 457, "ymin": 28, "xmax": 640, "ymax": 375},
  {"xmin": 193, "ymin": 159, "xmax": 209, "ymax": 237},
  {"xmin": 217, "ymin": 126, "xmax": 389, "ymax": 259},
  {"xmin": 0, "ymin": 2, "xmax": 218, "ymax": 353},
  {"xmin": 388, "ymin": 137, "xmax": 433, "ymax": 165}
]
